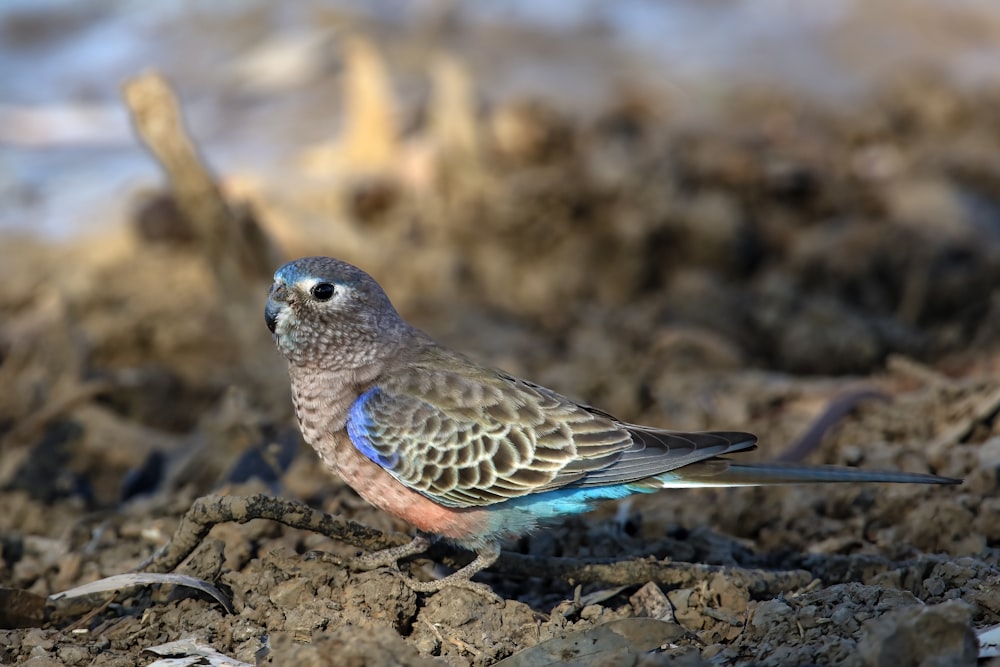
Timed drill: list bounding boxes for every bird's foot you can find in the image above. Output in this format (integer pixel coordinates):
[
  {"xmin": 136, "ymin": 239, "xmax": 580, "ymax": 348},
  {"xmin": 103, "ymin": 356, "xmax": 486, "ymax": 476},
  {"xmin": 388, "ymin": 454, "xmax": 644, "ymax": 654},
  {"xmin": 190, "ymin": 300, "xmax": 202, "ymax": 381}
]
[
  {"xmin": 350, "ymin": 534, "xmax": 432, "ymax": 572},
  {"xmin": 398, "ymin": 542, "xmax": 503, "ymax": 601},
  {"xmin": 400, "ymin": 572, "xmax": 503, "ymax": 602},
  {"xmin": 302, "ymin": 550, "xmax": 351, "ymax": 567},
  {"xmin": 348, "ymin": 537, "xmax": 503, "ymax": 601}
]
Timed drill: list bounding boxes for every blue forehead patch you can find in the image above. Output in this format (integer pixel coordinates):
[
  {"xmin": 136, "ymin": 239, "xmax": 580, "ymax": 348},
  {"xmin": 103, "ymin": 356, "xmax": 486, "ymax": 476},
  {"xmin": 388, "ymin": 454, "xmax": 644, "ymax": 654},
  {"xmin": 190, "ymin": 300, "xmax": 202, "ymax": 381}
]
[
  {"xmin": 274, "ymin": 260, "xmax": 311, "ymax": 285},
  {"xmin": 273, "ymin": 257, "xmax": 365, "ymax": 289}
]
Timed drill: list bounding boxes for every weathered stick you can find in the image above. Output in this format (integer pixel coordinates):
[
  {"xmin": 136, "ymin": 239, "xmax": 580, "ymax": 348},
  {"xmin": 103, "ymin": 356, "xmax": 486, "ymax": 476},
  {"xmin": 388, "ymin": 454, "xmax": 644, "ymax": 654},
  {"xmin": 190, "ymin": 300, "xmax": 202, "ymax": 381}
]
[
  {"xmin": 121, "ymin": 71, "xmax": 276, "ymax": 293},
  {"xmin": 140, "ymin": 493, "xmax": 814, "ymax": 597}
]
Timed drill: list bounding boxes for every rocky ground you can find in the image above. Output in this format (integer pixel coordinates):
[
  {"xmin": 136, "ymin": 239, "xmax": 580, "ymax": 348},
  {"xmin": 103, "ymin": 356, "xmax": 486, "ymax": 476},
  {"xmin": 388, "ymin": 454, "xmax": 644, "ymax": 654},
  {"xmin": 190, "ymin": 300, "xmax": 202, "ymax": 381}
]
[{"xmin": 2, "ymin": 15, "xmax": 1000, "ymax": 666}]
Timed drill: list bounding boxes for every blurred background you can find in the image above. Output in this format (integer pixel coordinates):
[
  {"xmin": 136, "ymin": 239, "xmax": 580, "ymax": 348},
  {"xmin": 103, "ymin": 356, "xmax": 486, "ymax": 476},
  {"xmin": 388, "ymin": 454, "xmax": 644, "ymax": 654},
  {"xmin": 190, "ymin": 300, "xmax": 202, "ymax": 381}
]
[
  {"xmin": 1, "ymin": 1, "xmax": 1000, "ymax": 659},
  {"xmin": 1, "ymin": 0, "xmax": 999, "ymax": 510},
  {"xmin": 2, "ymin": 0, "xmax": 1000, "ymax": 513}
]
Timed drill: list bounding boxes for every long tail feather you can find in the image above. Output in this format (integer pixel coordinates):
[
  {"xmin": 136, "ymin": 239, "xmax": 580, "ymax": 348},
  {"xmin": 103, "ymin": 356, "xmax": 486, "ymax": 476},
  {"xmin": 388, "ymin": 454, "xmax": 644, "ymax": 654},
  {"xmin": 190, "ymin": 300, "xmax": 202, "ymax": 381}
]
[{"xmin": 656, "ymin": 462, "xmax": 960, "ymax": 488}]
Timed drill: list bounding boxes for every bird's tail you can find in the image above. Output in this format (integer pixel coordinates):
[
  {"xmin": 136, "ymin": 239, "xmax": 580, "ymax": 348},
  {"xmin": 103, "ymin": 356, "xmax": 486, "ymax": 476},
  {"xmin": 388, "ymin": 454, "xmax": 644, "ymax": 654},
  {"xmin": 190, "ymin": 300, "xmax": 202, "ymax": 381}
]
[{"xmin": 653, "ymin": 461, "xmax": 960, "ymax": 488}]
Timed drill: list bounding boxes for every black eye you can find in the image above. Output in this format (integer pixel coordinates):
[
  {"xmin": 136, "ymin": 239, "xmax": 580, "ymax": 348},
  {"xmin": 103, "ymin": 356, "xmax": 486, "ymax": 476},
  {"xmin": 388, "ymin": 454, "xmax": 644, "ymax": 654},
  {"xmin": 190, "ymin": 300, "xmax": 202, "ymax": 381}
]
[{"xmin": 311, "ymin": 283, "xmax": 336, "ymax": 301}]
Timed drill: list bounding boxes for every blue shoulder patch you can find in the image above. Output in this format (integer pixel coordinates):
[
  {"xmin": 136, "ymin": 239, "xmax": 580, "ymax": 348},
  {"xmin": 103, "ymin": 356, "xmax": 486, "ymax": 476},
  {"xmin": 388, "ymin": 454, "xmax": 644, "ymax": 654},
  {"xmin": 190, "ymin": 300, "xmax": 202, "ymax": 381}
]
[{"xmin": 347, "ymin": 387, "xmax": 399, "ymax": 469}]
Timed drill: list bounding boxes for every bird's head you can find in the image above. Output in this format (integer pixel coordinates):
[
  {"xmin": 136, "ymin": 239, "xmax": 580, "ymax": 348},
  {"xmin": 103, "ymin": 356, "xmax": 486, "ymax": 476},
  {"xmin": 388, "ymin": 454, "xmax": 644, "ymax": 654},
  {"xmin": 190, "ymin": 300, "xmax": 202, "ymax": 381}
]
[{"xmin": 266, "ymin": 257, "xmax": 406, "ymax": 369}]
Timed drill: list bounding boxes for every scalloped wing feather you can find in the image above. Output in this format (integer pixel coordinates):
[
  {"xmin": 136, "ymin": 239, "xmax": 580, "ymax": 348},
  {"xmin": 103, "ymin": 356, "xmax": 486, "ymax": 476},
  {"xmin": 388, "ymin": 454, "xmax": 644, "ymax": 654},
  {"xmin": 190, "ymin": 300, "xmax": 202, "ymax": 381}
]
[
  {"xmin": 348, "ymin": 366, "xmax": 632, "ymax": 508},
  {"xmin": 345, "ymin": 355, "xmax": 758, "ymax": 508}
]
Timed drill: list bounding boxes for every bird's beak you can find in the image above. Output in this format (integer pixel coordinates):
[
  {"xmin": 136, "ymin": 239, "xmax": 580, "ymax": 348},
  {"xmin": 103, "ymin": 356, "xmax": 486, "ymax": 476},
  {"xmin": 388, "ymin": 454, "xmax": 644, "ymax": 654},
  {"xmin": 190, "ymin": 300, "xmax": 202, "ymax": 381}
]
[
  {"xmin": 265, "ymin": 299, "xmax": 279, "ymax": 333},
  {"xmin": 265, "ymin": 282, "xmax": 284, "ymax": 333}
]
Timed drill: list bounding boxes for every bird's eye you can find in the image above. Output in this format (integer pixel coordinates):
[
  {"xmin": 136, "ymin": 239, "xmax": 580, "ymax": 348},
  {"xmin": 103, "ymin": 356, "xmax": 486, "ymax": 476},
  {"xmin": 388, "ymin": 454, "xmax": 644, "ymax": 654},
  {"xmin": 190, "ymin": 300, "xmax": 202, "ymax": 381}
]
[{"xmin": 311, "ymin": 282, "xmax": 336, "ymax": 301}]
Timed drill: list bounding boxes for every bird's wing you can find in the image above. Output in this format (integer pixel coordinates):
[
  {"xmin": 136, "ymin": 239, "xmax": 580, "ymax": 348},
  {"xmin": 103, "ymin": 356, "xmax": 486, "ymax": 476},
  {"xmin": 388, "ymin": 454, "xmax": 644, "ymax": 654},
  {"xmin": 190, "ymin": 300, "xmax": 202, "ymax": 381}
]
[{"xmin": 345, "ymin": 360, "xmax": 756, "ymax": 507}]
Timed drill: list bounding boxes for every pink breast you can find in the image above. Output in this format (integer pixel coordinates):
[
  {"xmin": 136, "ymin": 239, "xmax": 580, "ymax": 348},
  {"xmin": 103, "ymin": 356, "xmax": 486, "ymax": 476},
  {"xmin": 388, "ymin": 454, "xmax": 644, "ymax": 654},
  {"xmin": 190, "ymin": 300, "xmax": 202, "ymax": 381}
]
[{"xmin": 330, "ymin": 433, "xmax": 489, "ymax": 541}]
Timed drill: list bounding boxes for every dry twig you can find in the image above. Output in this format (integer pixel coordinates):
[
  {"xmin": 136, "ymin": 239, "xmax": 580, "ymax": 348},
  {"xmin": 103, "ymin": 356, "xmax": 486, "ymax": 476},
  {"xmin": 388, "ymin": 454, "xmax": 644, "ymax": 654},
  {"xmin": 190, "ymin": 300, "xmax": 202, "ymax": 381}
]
[
  {"xmin": 140, "ymin": 494, "xmax": 813, "ymax": 597},
  {"xmin": 121, "ymin": 71, "xmax": 276, "ymax": 299}
]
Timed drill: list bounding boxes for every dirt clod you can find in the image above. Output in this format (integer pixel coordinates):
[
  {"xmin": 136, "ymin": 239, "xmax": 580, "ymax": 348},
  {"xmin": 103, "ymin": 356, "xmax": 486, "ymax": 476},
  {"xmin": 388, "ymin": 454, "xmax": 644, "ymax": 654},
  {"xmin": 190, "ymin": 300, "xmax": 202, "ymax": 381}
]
[{"xmin": 858, "ymin": 600, "xmax": 978, "ymax": 667}]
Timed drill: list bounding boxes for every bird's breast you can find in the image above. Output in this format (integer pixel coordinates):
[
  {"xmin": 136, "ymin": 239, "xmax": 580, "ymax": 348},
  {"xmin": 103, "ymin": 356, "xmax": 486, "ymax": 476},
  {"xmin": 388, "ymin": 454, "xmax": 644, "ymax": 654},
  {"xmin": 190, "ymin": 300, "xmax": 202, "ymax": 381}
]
[
  {"xmin": 326, "ymin": 431, "xmax": 492, "ymax": 543},
  {"xmin": 289, "ymin": 370, "xmax": 354, "ymax": 443}
]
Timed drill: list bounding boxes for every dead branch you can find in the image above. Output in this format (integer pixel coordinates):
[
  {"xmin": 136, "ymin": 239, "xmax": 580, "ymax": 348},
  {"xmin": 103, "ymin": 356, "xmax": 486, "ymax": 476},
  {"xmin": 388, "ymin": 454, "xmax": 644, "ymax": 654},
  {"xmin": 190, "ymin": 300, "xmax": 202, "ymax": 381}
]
[
  {"xmin": 121, "ymin": 71, "xmax": 276, "ymax": 293},
  {"xmin": 140, "ymin": 493, "xmax": 813, "ymax": 597},
  {"xmin": 774, "ymin": 388, "xmax": 891, "ymax": 463}
]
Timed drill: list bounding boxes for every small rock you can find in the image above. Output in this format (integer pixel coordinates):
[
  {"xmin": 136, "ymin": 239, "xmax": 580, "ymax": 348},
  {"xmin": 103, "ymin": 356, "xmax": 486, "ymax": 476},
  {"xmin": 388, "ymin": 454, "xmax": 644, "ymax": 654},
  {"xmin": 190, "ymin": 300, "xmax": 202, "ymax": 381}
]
[
  {"xmin": 857, "ymin": 599, "xmax": 977, "ymax": 667},
  {"xmin": 630, "ymin": 582, "xmax": 674, "ymax": 622},
  {"xmin": 18, "ymin": 658, "xmax": 64, "ymax": 667},
  {"xmin": 750, "ymin": 599, "xmax": 794, "ymax": 631},
  {"xmin": 56, "ymin": 644, "xmax": 91, "ymax": 665},
  {"xmin": 21, "ymin": 629, "xmax": 54, "ymax": 652},
  {"xmin": 269, "ymin": 625, "xmax": 437, "ymax": 666}
]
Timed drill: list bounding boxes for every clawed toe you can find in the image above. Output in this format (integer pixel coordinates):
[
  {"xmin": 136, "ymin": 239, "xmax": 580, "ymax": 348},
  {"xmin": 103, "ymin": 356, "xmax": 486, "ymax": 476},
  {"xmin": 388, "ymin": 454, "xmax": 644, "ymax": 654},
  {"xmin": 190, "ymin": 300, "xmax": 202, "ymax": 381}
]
[
  {"xmin": 401, "ymin": 574, "xmax": 502, "ymax": 602},
  {"xmin": 346, "ymin": 556, "xmax": 501, "ymax": 601},
  {"xmin": 350, "ymin": 552, "xmax": 400, "ymax": 572},
  {"xmin": 319, "ymin": 535, "xmax": 503, "ymax": 601},
  {"xmin": 397, "ymin": 542, "xmax": 502, "ymax": 601},
  {"xmin": 302, "ymin": 550, "xmax": 350, "ymax": 567},
  {"xmin": 347, "ymin": 534, "xmax": 433, "ymax": 572}
]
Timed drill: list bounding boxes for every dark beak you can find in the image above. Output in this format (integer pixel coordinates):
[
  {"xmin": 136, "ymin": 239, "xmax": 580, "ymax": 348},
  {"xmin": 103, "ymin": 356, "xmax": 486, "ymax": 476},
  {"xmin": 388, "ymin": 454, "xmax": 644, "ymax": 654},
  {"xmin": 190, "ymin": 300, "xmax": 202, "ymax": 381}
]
[
  {"xmin": 265, "ymin": 282, "xmax": 284, "ymax": 333},
  {"xmin": 265, "ymin": 297, "xmax": 280, "ymax": 333}
]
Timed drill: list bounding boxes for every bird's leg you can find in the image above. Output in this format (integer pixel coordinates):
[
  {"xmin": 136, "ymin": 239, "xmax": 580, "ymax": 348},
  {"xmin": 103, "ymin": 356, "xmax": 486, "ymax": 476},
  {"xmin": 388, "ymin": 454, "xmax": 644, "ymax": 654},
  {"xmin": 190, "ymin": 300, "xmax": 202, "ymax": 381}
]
[
  {"xmin": 402, "ymin": 543, "xmax": 501, "ymax": 598},
  {"xmin": 350, "ymin": 533, "xmax": 433, "ymax": 571}
]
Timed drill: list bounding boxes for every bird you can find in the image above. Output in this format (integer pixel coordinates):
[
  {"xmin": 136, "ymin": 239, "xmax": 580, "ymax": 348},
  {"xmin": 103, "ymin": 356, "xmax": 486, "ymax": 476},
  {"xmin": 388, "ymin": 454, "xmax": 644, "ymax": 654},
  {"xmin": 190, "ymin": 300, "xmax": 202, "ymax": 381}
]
[{"xmin": 265, "ymin": 256, "xmax": 960, "ymax": 593}]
